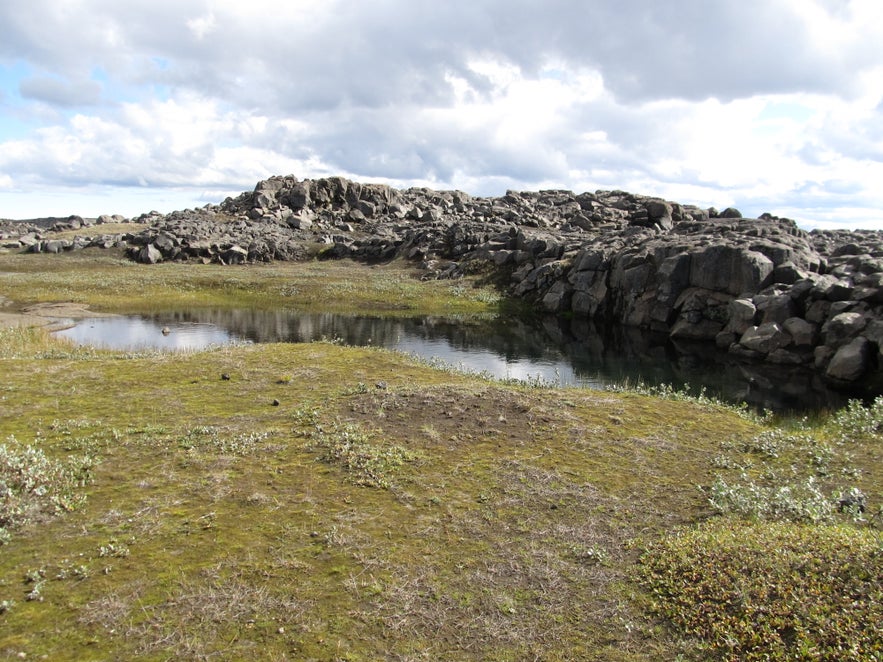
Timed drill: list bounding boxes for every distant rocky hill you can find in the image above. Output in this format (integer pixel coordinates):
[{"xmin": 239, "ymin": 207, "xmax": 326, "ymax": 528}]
[
  {"xmin": 3, "ymin": 175, "xmax": 883, "ymax": 388},
  {"xmin": 0, "ymin": 215, "xmax": 98, "ymax": 229}
]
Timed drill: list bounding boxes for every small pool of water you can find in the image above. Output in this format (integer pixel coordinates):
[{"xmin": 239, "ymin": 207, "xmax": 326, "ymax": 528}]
[
  {"xmin": 58, "ymin": 316, "xmax": 238, "ymax": 351},
  {"xmin": 56, "ymin": 309, "xmax": 863, "ymax": 413}
]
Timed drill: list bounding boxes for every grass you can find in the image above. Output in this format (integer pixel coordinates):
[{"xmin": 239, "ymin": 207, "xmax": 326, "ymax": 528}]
[
  {"xmin": 299, "ymin": 416, "xmax": 422, "ymax": 489},
  {"xmin": 636, "ymin": 399, "xmax": 883, "ymax": 661},
  {"xmin": 43, "ymin": 222, "xmax": 145, "ymax": 240},
  {"xmin": 0, "ymin": 251, "xmax": 880, "ymax": 660},
  {"xmin": 0, "ymin": 440, "xmax": 96, "ymax": 544},
  {"xmin": 0, "ymin": 249, "xmax": 500, "ymax": 316},
  {"xmin": 638, "ymin": 522, "xmax": 882, "ymax": 661}
]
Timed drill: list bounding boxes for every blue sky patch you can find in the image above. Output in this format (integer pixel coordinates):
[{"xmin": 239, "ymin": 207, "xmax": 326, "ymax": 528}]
[
  {"xmin": 757, "ymin": 100, "xmax": 816, "ymax": 124},
  {"xmin": 0, "ymin": 61, "xmax": 29, "ymax": 102}
]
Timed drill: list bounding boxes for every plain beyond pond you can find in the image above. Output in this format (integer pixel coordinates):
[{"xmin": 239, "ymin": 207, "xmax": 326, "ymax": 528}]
[{"xmin": 0, "ymin": 249, "xmax": 880, "ymax": 661}]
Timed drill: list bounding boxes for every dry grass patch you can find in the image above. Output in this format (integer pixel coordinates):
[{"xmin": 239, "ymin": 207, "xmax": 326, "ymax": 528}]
[
  {"xmin": 1, "ymin": 281, "xmax": 879, "ymax": 660},
  {"xmin": 0, "ymin": 250, "xmax": 501, "ymax": 316},
  {"xmin": 80, "ymin": 568, "xmax": 309, "ymax": 661}
]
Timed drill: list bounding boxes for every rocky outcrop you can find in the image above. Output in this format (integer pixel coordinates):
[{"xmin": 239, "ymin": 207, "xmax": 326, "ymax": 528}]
[
  {"xmin": 4, "ymin": 175, "xmax": 883, "ymax": 389},
  {"xmin": 1, "ymin": 214, "xmax": 137, "ymax": 253}
]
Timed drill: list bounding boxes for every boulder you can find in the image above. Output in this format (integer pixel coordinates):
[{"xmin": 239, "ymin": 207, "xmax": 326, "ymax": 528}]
[
  {"xmin": 812, "ymin": 275, "xmax": 854, "ymax": 302},
  {"xmin": 153, "ymin": 232, "xmax": 178, "ymax": 255},
  {"xmin": 724, "ymin": 298, "xmax": 757, "ymax": 335},
  {"xmin": 286, "ymin": 181, "xmax": 311, "ymax": 210},
  {"xmin": 755, "ymin": 293, "xmax": 796, "ymax": 324},
  {"xmin": 221, "ymin": 245, "xmax": 248, "ymax": 265},
  {"xmin": 43, "ymin": 240, "xmax": 67, "ymax": 254},
  {"xmin": 286, "ymin": 211, "xmax": 314, "ymax": 230},
  {"xmin": 823, "ymin": 312, "xmax": 868, "ymax": 348},
  {"xmin": 654, "ymin": 253, "xmax": 691, "ymax": 310},
  {"xmin": 771, "ymin": 261, "xmax": 808, "ymax": 285},
  {"xmin": 541, "ymin": 281, "xmax": 572, "ymax": 313},
  {"xmin": 29, "ymin": 172, "xmax": 883, "ymax": 390},
  {"xmin": 571, "ymin": 248, "xmax": 611, "ymax": 273},
  {"xmin": 861, "ymin": 319, "xmax": 883, "ymax": 351},
  {"xmin": 782, "ymin": 317, "xmax": 817, "ymax": 347},
  {"xmin": 669, "ymin": 288, "xmax": 732, "ymax": 340},
  {"xmin": 826, "ymin": 337, "xmax": 872, "ymax": 382},
  {"xmin": 690, "ymin": 245, "xmax": 773, "ymax": 295},
  {"xmin": 138, "ymin": 244, "xmax": 163, "ymax": 264},
  {"xmin": 16, "ymin": 233, "xmax": 38, "ymax": 248},
  {"xmin": 737, "ymin": 323, "xmax": 791, "ymax": 355},
  {"xmin": 768, "ymin": 348, "xmax": 808, "ymax": 365},
  {"xmin": 570, "ymin": 271, "xmax": 608, "ymax": 318},
  {"xmin": 805, "ymin": 299, "xmax": 831, "ymax": 324},
  {"xmin": 631, "ymin": 201, "xmax": 674, "ymax": 230}
]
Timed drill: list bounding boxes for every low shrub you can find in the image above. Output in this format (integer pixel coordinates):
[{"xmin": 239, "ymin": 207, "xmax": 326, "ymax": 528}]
[
  {"xmin": 707, "ymin": 474, "xmax": 836, "ymax": 524},
  {"xmin": 828, "ymin": 396, "xmax": 883, "ymax": 442},
  {"xmin": 0, "ymin": 438, "xmax": 96, "ymax": 542},
  {"xmin": 304, "ymin": 421, "xmax": 419, "ymax": 489},
  {"xmin": 638, "ymin": 520, "xmax": 883, "ymax": 661}
]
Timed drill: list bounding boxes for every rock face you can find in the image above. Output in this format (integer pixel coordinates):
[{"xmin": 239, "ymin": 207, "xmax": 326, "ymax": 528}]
[{"xmin": 4, "ymin": 175, "xmax": 883, "ymax": 388}]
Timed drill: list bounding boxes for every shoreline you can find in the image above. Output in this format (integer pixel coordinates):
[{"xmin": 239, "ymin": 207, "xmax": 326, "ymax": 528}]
[{"xmin": 0, "ymin": 300, "xmax": 116, "ymax": 330}]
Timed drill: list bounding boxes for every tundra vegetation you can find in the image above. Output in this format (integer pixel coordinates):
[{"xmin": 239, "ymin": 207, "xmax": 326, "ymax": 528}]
[{"xmin": 0, "ymin": 250, "xmax": 880, "ymax": 661}]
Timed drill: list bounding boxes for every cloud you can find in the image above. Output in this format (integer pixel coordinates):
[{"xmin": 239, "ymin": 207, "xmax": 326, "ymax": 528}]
[
  {"xmin": 19, "ymin": 76, "xmax": 102, "ymax": 107},
  {"xmin": 4, "ymin": 1, "xmax": 882, "ymax": 107},
  {"xmin": 0, "ymin": 0, "xmax": 882, "ymax": 227},
  {"xmin": 0, "ymin": 94, "xmax": 315, "ymax": 191},
  {"xmin": 186, "ymin": 12, "xmax": 217, "ymax": 40}
]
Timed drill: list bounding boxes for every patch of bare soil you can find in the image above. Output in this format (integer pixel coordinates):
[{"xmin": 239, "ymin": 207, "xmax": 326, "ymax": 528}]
[
  {"xmin": 343, "ymin": 384, "xmax": 542, "ymax": 449},
  {"xmin": 0, "ymin": 301, "xmax": 116, "ymax": 329}
]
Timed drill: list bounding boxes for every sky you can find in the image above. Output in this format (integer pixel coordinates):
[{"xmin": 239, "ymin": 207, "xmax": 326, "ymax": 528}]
[{"xmin": 1, "ymin": 1, "xmax": 882, "ymax": 229}]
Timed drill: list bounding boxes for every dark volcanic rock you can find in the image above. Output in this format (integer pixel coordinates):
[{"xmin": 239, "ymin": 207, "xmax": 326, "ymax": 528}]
[{"xmin": 12, "ymin": 175, "xmax": 883, "ymax": 389}]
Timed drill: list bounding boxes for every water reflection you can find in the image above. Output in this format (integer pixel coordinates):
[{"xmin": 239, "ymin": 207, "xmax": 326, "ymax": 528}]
[
  {"xmin": 57, "ymin": 316, "xmax": 238, "ymax": 351},
  {"xmin": 56, "ymin": 309, "xmax": 863, "ymax": 413}
]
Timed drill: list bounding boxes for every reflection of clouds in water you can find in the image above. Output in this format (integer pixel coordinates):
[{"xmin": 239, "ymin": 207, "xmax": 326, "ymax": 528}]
[
  {"xmin": 59, "ymin": 319, "xmax": 582, "ymax": 385},
  {"xmin": 53, "ymin": 311, "xmax": 844, "ymax": 412},
  {"xmin": 56, "ymin": 317, "xmax": 239, "ymax": 351},
  {"xmin": 392, "ymin": 337, "xmax": 583, "ymax": 386},
  {"xmin": 501, "ymin": 360, "xmax": 586, "ymax": 386}
]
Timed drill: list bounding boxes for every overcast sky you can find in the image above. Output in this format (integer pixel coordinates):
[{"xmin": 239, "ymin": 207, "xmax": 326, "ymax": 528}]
[{"xmin": 1, "ymin": 1, "xmax": 882, "ymax": 229}]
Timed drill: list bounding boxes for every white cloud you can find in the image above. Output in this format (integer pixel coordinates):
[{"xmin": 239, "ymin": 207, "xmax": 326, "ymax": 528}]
[
  {"xmin": 18, "ymin": 75, "xmax": 102, "ymax": 107},
  {"xmin": 0, "ymin": 0, "xmax": 881, "ymax": 228},
  {"xmin": 186, "ymin": 12, "xmax": 217, "ymax": 40}
]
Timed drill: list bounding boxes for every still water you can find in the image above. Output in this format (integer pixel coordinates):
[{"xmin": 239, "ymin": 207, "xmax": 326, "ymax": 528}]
[{"xmin": 56, "ymin": 309, "xmax": 860, "ymax": 413}]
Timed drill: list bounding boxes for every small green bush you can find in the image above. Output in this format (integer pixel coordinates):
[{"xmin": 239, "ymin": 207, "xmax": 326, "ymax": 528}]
[
  {"xmin": 0, "ymin": 438, "xmax": 96, "ymax": 542},
  {"xmin": 306, "ymin": 421, "xmax": 419, "ymax": 489},
  {"xmin": 638, "ymin": 520, "xmax": 883, "ymax": 661},
  {"xmin": 707, "ymin": 474, "xmax": 836, "ymax": 524},
  {"xmin": 178, "ymin": 426, "xmax": 269, "ymax": 455},
  {"xmin": 829, "ymin": 397, "xmax": 883, "ymax": 442}
]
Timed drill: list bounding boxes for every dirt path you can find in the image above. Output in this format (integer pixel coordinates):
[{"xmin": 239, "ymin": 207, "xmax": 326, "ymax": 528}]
[{"xmin": 0, "ymin": 300, "xmax": 116, "ymax": 329}]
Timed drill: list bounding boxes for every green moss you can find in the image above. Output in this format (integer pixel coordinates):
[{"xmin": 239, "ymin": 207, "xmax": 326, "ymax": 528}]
[
  {"xmin": 0, "ymin": 328, "xmax": 747, "ymax": 658},
  {"xmin": 0, "ymin": 251, "xmax": 501, "ymax": 316},
  {"xmin": 0, "ymin": 252, "xmax": 880, "ymax": 659}
]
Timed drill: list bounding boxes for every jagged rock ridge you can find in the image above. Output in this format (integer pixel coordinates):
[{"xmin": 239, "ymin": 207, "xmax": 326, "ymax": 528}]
[{"xmin": 3, "ymin": 175, "xmax": 883, "ymax": 388}]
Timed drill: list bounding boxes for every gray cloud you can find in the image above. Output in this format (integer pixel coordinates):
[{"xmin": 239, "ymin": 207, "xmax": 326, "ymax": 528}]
[
  {"xmin": 0, "ymin": 0, "xmax": 881, "ymax": 226},
  {"xmin": 19, "ymin": 76, "xmax": 102, "ymax": 107},
  {"xmin": 2, "ymin": 0, "xmax": 874, "ymax": 110}
]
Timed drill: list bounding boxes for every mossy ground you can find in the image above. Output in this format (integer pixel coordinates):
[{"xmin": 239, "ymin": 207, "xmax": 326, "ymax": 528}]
[
  {"xmin": 0, "ymin": 249, "xmax": 501, "ymax": 316},
  {"xmin": 0, "ymin": 252, "xmax": 880, "ymax": 661}
]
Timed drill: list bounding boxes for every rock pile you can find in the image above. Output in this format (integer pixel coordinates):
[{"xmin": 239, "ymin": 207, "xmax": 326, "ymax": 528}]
[
  {"xmin": 1, "ymin": 214, "xmax": 134, "ymax": 253},
  {"xmin": 3, "ymin": 175, "xmax": 883, "ymax": 388}
]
